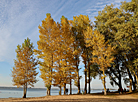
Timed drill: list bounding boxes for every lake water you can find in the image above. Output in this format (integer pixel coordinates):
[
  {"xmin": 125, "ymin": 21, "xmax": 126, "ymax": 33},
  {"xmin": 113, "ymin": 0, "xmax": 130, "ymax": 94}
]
[{"xmin": 0, "ymin": 87, "xmax": 117, "ymax": 98}]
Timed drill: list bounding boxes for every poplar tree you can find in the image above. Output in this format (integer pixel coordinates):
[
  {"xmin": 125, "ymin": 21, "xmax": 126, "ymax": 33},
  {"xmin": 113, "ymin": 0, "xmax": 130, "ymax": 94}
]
[
  {"xmin": 53, "ymin": 16, "xmax": 77, "ymax": 95},
  {"xmin": 60, "ymin": 16, "xmax": 76, "ymax": 95},
  {"xmin": 71, "ymin": 15, "xmax": 92, "ymax": 94},
  {"xmin": 84, "ymin": 27, "xmax": 115, "ymax": 95},
  {"xmin": 37, "ymin": 14, "xmax": 77, "ymax": 95},
  {"xmin": 69, "ymin": 20, "xmax": 81, "ymax": 94},
  {"xmin": 37, "ymin": 13, "xmax": 58, "ymax": 95},
  {"xmin": 12, "ymin": 38, "xmax": 38, "ymax": 98}
]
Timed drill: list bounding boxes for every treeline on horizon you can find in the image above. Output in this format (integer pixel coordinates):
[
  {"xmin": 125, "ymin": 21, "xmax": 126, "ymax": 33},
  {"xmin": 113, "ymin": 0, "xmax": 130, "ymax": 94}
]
[{"xmin": 11, "ymin": 0, "xmax": 138, "ymax": 98}]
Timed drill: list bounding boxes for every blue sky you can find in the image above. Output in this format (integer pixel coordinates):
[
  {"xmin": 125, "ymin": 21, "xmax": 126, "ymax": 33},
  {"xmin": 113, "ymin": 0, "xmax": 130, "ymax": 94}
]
[{"xmin": 0, "ymin": 0, "xmax": 131, "ymax": 89}]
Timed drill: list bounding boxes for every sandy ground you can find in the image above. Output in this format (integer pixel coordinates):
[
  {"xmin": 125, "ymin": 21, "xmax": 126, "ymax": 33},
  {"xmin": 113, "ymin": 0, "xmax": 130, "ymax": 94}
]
[{"xmin": 0, "ymin": 93, "xmax": 138, "ymax": 102}]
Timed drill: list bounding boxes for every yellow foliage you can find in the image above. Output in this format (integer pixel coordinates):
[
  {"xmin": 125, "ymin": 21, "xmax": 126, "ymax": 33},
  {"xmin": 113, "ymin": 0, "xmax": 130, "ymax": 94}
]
[{"xmin": 12, "ymin": 38, "xmax": 38, "ymax": 88}]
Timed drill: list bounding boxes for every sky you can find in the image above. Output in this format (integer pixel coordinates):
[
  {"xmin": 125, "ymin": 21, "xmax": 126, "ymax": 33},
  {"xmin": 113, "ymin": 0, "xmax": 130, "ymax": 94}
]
[{"xmin": 0, "ymin": 0, "xmax": 131, "ymax": 89}]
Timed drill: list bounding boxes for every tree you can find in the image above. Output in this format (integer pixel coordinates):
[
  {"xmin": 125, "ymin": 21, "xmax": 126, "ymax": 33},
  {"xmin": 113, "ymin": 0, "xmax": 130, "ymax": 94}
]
[
  {"xmin": 12, "ymin": 38, "xmax": 38, "ymax": 98},
  {"xmin": 53, "ymin": 16, "xmax": 77, "ymax": 95},
  {"xmin": 36, "ymin": 13, "xmax": 58, "ymax": 95},
  {"xmin": 71, "ymin": 14, "xmax": 92, "ymax": 94},
  {"xmin": 133, "ymin": 58, "xmax": 138, "ymax": 90},
  {"xmin": 84, "ymin": 27, "xmax": 115, "ymax": 95},
  {"xmin": 94, "ymin": 0, "xmax": 138, "ymax": 92},
  {"xmin": 119, "ymin": 0, "xmax": 138, "ymax": 91},
  {"xmin": 94, "ymin": 4, "xmax": 125, "ymax": 90},
  {"xmin": 69, "ymin": 19, "xmax": 81, "ymax": 94},
  {"xmin": 37, "ymin": 14, "xmax": 77, "ymax": 95}
]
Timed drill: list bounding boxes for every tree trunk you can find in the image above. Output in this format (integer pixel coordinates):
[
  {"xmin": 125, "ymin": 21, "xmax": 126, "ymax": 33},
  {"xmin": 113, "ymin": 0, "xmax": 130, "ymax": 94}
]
[
  {"xmin": 108, "ymin": 61, "xmax": 122, "ymax": 89},
  {"xmin": 77, "ymin": 70, "xmax": 80, "ymax": 94},
  {"xmin": 119, "ymin": 71, "xmax": 122, "ymax": 90},
  {"xmin": 135, "ymin": 73, "xmax": 138, "ymax": 91},
  {"xmin": 103, "ymin": 70, "xmax": 106, "ymax": 95},
  {"xmin": 84, "ymin": 60, "xmax": 87, "ymax": 94},
  {"xmin": 70, "ymin": 73, "xmax": 72, "ymax": 95},
  {"xmin": 47, "ymin": 89, "xmax": 49, "ymax": 95},
  {"xmin": 64, "ymin": 83, "xmax": 66, "ymax": 95},
  {"xmin": 117, "ymin": 60, "xmax": 122, "ymax": 90},
  {"xmin": 129, "ymin": 78, "xmax": 132, "ymax": 92},
  {"xmin": 76, "ymin": 57, "xmax": 80, "ymax": 94},
  {"xmin": 88, "ymin": 61, "xmax": 90, "ymax": 94},
  {"xmin": 133, "ymin": 74, "xmax": 137, "ymax": 91},
  {"xmin": 126, "ymin": 67, "xmax": 133, "ymax": 92},
  {"xmin": 23, "ymin": 83, "xmax": 27, "ymax": 98},
  {"xmin": 59, "ymin": 86, "xmax": 61, "ymax": 95},
  {"xmin": 87, "ymin": 50, "xmax": 90, "ymax": 94}
]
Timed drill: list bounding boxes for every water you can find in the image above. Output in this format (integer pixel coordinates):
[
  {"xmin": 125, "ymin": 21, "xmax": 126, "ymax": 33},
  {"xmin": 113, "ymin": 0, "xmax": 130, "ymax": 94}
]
[{"xmin": 0, "ymin": 87, "xmax": 117, "ymax": 98}]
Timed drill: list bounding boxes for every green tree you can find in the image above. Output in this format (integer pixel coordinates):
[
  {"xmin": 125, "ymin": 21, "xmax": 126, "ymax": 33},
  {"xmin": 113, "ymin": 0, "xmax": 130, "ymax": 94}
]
[
  {"xmin": 12, "ymin": 38, "xmax": 38, "ymax": 98},
  {"xmin": 94, "ymin": 0, "xmax": 138, "ymax": 92}
]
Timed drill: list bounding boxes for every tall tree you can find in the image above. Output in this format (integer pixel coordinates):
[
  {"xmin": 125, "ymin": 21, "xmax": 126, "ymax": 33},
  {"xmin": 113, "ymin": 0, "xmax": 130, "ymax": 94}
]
[
  {"xmin": 37, "ymin": 14, "xmax": 77, "ymax": 95},
  {"xmin": 69, "ymin": 20, "xmax": 81, "ymax": 94},
  {"xmin": 37, "ymin": 13, "xmax": 58, "ymax": 95},
  {"xmin": 119, "ymin": 0, "xmax": 138, "ymax": 91},
  {"xmin": 133, "ymin": 58, "xmax": 138, "ymax": 90},
  {"xmin": 94, "ymin": 4, "xmax": 124, "ymax": 90},
  {"xmin": 84, "ymin": 27, "xmax": 115, "ymax": 95},
  {"xmin": 12, "ymin": 38, "xmax": 38, "ymax": 98},
  {"xmin": 71, "ymin": 15, "xmax": 92, "ymax": 94},
  {"xmin": 94, "ymin": 0, "xmax": 138, "ymax": 91},
  {"xmin": 53, "ymin": 16, "xmax": 77, "ymax": 95}
]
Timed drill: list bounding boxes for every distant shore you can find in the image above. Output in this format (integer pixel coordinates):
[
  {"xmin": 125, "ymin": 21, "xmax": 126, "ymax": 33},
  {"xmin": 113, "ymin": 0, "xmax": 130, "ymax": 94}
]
[
  {"xmin": 0, "ymin": 91, "xmax": 138, "ymax": 102},
  {"xmin": 0, "ymin": 86, "xmax": 118, "ymax": 90}
]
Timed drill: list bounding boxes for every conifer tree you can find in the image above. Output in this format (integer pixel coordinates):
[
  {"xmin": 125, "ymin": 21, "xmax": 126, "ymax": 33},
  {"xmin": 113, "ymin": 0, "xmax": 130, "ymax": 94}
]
[{"xmin": 12, "ymin": 38, "xmax": 38, "ymax": 98}]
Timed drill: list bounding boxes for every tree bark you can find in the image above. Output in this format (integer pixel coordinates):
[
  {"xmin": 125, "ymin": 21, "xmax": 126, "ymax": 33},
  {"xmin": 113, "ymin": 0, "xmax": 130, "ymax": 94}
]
[
  {"xmin": 23, "ymin": 83, "xmax": 27, "ymax": 98},
  {"xmin": 129, "ymin": 78, "xmax": 132, "ymax": 92},
  {"xmin": 84, "ymin": 60, "xmax": 87, "ymax": 94},
  {"xmin": 76, "ymin": 56, "xmax": 80, "ymax": 94},
  {"xmin": 108, "ymin": 70, "xmax": 122, "ymax": 89},
  {"xmin": 47, "ymin": 88, "xmax": 49, "ymax": 96},
  {"xmin": 59, "ymin": 86, "xmax": 61, "ymax": 95},
  {"xmin": 64, "ymin": 83, "xmax": 66, "ymax": 95},
  {"xmin": 126, "ymin": 67, "xmax": 133, "ymax": 92},
  {"xmin": 133, "ymin": 75, "xmax": 137, "ymax": 91},
  {"xmin": 108, "ymin": 60, "xmax": 122, "ymax": 89},
  {"xmin": 103, "ymin": 70, "xmax": 106, "ymax": 95},
  {"xmin": 134, "ymin": 73, "xmax": 138, "ymax": 91},
  {"xmin": 109, "ymin": 74, "xmax": 119, "ymax": 86},
  {"xmin": 70, "ymin": 73, "xmax": 72, "ymax": 95},
  {"xmin": 88, "ymin": 62, "xmax": 90, "ymax": 94},
  {"xmin": 119, "ymin": 70, "xmax": 122, "ymax": 89}
]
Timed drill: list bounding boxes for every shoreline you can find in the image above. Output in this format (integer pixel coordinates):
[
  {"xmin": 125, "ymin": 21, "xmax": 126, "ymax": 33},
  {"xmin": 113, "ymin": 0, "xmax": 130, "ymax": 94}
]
[{"xmin": 0, "ymin": 92, "xmax": 138, "ymax": 102}]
